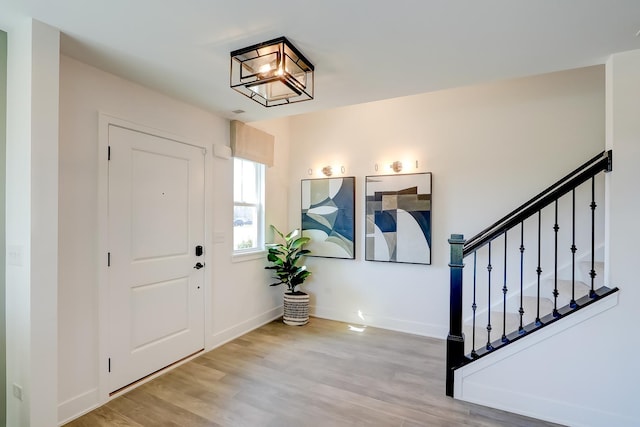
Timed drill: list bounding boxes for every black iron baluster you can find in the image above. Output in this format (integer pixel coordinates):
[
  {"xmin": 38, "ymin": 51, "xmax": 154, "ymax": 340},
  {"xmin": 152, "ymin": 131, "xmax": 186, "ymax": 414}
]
[
  {"xmin": 553, "ymin": 200, "xmax": 560, "ymax": 317},
  {"xmin": 589, "ymin": 176, "xmax": 597, "ymax": 298},
  {"xmin": 570, "ymin": 189, "xmax": 577, "ymax": 308},
  {"xmin": 471, "ymin": 252, "xmax": 478, "ymax": 358},
  {"xmin": 486, "ymin": 242, "xmax": 493, "ymax": 350},
  {"xmin": 519, "ymin": 222, "xmax": 525, "ymax": 333},
  {"xmin": 502, "ymin": 231, "xmax": 508, "ymax": 342},
  {"xmin": 536, "ymin": 210, "xmax": 542, "ymax": 325}
]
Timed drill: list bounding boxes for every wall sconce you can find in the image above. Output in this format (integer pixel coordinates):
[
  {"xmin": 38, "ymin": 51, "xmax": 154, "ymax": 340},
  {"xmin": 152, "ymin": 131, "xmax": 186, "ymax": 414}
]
[
  {"xmin": 375, "ymin": 159, "xmax": 419, "ymax": 173},
  {"xmin": 230, "ymin": 36, "xmax": 315, "ymax": 107},
  {"xmin": 322, "ymin": 166, "xmax": 333, "ymax": 176}
]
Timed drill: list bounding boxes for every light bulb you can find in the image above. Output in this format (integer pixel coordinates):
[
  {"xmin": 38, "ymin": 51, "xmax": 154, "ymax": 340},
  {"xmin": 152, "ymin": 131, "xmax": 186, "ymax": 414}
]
[{"xmin": 258, "ymin": 63, "xmax": 272, "ymax": 74}]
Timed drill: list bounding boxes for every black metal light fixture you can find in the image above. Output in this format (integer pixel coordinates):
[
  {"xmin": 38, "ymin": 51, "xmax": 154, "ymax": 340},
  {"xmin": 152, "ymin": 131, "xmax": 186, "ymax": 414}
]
[{"xmin": 230, "ymin": 36, "xmax": 314, "ymax": 107}]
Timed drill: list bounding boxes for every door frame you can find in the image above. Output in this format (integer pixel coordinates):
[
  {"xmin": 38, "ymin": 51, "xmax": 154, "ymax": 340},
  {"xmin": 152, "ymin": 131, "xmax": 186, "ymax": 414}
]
[{"xmin": 97, "ymin": 113, "xmax": 213, "ymax": 404}]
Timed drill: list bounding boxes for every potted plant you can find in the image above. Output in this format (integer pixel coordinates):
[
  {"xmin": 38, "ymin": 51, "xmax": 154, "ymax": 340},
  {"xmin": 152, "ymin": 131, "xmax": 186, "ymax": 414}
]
[{"xmin": 265, "ymin": 225, "xmax": 312, "ymax": 325}]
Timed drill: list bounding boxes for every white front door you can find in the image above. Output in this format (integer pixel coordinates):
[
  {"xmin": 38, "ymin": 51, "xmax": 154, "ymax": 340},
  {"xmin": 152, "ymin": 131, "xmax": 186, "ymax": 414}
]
[{"xmin": 107, "ymin": 124, "xmax": 205, "ymax": 393}]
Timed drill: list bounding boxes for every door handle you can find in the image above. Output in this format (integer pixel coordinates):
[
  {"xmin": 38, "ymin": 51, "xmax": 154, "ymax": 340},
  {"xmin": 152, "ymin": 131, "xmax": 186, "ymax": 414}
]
[{"xmin": 194, "ymin": 262, "xmax": 205, "ymax": 270}]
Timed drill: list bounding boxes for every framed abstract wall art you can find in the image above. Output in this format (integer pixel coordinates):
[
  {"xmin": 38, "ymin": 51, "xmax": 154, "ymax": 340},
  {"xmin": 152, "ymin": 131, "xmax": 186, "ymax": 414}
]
[
  {"xmin": 365, "ymin": 173, "xmax": 432, "ymax": 264},
  {"xmin": 301, "ymin": 177, "xmax": 356, "ymax": 259}
]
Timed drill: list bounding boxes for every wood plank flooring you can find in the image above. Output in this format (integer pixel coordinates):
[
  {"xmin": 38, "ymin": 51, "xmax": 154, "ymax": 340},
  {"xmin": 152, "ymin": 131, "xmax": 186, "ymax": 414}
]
[{"xmin": 65, "ymin": 318, "xmax": 562, "ymax": 427}]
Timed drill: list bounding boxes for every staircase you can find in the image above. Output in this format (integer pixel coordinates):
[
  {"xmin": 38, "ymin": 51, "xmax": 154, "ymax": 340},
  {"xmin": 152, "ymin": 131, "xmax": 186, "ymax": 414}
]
[
  {"xmin": 462, "ymin": 260, "xmax": 604, "ymax": 355},
  {"xmin": 446, "ymin": 150, "xmax": 619, "ymax": 396}
]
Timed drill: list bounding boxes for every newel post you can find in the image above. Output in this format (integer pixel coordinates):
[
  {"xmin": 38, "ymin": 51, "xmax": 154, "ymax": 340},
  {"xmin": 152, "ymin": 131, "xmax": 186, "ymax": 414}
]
[{"xmin": 446, "ymin": 234, "xmax": 466, "ymax": 397}]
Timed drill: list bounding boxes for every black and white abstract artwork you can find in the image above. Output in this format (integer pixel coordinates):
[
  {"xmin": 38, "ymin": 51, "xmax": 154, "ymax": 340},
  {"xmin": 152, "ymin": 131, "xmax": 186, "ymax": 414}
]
[
  {"xmin": 365, "ymin": 173, "xmax": 432, "ymax": 264},
  {"xmin": 301, "ymin": 177, "xmax": 356, "ymax": 259}
]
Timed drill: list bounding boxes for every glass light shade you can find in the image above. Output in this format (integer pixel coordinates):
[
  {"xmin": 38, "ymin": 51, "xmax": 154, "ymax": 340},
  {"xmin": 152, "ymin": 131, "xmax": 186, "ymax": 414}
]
[{"xmin": 230, "ymin": 37, "xmax": 314, "ymax": 107}]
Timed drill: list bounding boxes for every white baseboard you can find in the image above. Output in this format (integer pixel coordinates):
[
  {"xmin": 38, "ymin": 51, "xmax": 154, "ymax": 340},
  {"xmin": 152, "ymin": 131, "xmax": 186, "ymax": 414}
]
[
  {"xmin": 207, "ymin": 305, "xmax": 283, "ymax": 350},
  {"xmin": 311, "ymin": 305, "xmax": 448, "ymax": 339},
  {"xmin": 460, "ymin": 381, "xmax": 633, "ymax": 427},
  {"xmin": 58, "ymin": 388, "xmax": 99, "ymax": 426}
]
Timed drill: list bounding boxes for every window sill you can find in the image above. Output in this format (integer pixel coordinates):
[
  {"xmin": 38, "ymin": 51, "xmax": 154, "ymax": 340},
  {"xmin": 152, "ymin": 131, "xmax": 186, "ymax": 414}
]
[{"xmin": 232, "ymin": 249, "xmax": 266, "ymax": 263}]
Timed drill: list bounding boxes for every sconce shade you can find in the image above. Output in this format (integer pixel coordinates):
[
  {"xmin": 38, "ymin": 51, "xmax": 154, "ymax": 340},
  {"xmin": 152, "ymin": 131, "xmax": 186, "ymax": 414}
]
[{"xmin": 230, "ymin": 37, "xmax": 314, "ymax": 107}]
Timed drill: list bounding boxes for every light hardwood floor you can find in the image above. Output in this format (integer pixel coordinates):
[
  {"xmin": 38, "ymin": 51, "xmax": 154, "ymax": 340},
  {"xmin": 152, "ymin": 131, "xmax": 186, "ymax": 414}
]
[{"xmin": 65, "ymin": 318, "xmax": 562, "ymax": 427}]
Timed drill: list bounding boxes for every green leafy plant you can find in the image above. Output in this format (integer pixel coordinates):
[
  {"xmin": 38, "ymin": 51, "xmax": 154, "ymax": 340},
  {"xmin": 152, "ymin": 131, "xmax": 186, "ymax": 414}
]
[{"xmin": 265, "ymin": 225, "xmax": 311, "ymax": 293}]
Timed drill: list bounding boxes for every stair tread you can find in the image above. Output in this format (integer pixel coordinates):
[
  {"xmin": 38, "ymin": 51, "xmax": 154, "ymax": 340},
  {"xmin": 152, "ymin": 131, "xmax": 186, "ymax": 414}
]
[
  {"xmin": 463, "ymin": 311, "xmax": 521, "ymax": 353},
  {"xmin": 556, "ymin": 279, "xmax": 590, "ymax": 302},
  {"xmin": 533, "ymin": 279, "xmax": 590, "ymax": 305},
  {"xmin": 578, "ymin": 260, "xmax": 604, "ymax": 289},
  {"xmin": 520, "ymin": 296, "xmax": 553, "ymax": 322}
]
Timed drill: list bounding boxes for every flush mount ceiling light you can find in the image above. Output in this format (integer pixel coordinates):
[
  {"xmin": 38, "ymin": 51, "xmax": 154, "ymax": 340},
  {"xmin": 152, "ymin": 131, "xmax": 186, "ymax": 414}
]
[{"xmin": 230, "ymin": 36, "xmax": 314, "ymax": 107}]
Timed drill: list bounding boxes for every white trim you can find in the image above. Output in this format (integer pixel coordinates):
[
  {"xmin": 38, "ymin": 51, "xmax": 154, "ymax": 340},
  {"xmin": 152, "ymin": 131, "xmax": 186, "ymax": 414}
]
[
  {"xmin": 97, "ymin": 113, "xmax": 110, "ymax": 405},
  {"xmin": 233, "ymin": 158, "xmax": 265, "ymax": 252},
  {"xmin": 311, "ymin": 306, "xmax": 448, "ymax": 339},
  {"xmin": 203, "ymin": 144, "xmax": 215, "ymax": 350},
  {"xmin": 231, "ymin": 249, "xmax": 267, "ymax": 263},
  {"xmin": 208, "ymin": 306, "xmax": 283, "ymax": 349},
  {"xmin": 97, "ymin": 112, "xmax": 212, "ymax": 405},
  {"xmin": 459, "ymin": 380, "xmax": 632, "ymax": 427},
  {"xmin": 57, "ymin": 388, "xmax": 99, "ymax": 426}
]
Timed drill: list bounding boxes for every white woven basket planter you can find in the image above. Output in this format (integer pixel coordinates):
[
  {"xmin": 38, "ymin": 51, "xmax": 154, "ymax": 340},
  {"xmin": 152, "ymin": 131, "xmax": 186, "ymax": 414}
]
[{"xmin": 283, "ymin": 291, "xmax": 309, "ymax": 326}]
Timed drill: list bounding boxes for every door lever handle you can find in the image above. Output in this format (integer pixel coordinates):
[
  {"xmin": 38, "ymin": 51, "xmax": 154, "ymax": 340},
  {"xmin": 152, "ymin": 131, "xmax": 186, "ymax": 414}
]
[{"xmin": 194, "ymin": 262, "xmax": 205, "ymax": 270}]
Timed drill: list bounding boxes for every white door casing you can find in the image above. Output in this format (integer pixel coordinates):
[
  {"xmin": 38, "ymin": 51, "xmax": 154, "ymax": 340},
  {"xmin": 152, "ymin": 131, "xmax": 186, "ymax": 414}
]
[{"xmin": 107, "ymin": 124, "xmax": 205, "ymax": 393}]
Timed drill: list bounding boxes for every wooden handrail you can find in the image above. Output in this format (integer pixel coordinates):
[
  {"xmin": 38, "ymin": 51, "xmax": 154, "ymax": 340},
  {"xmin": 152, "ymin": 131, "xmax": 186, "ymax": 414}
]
[{"xmin": 463, "ymin": 151, "xmax": 611, "ymax": 256}]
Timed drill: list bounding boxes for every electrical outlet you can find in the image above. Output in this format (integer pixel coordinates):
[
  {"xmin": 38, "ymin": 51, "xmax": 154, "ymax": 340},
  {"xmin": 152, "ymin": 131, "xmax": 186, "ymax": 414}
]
[{"xmin": 12, "ymin": 384, "xmax": 23, "ymax": 401}]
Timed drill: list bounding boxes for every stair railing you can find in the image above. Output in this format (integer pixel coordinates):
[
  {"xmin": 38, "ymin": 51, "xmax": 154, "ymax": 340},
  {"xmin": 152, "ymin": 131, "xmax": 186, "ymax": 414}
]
[{"xmin": 446, "ymin": 150, "xmax": 617, "ymax": 397}]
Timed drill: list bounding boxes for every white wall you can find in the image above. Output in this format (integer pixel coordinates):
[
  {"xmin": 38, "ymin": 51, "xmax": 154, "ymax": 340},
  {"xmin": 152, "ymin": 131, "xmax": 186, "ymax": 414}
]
[
  {"xmin": 58, "ymin": 56, "xmax": 286, "ymax": 423},
  {"xmin": 273, "ymin": 66, "xmax": 605, "ymax": 338},
  {"xmin": 5, "ymin": 19, "xmax": 59, "ymax": 427},
  {"xmin": 450, "ymin": 54, "xmax": 640, "ymax": 427},
  {"xmin": 602, "ymin": 48, "xmax": 640, "ymax": 424},
  {"xmin": 35, "ymin": 38, "xmax": 635, "ymax": 427}
]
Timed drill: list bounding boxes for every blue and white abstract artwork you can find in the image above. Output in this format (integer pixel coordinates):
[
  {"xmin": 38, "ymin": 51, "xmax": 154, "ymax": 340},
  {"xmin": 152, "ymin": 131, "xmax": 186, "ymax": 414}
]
[
  {"xmin": 365, "ymin": 173, "xmax": 432, "ymax": 264},
  {"xmin": 301, "ymin": 177, "xmax": 355, "ymax": 259}
]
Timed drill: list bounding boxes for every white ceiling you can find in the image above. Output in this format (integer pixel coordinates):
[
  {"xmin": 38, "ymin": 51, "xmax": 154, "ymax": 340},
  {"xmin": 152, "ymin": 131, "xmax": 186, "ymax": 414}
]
[{"xmin": 2, "ymin": 1, "xmax": 640, "ymax": 122}]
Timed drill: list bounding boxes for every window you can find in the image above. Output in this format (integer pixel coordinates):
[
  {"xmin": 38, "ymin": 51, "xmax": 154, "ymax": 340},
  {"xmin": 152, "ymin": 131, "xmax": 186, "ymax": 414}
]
[{"xmin": 233, "ymin": 157, "xmax": 264, "ymax": 252}]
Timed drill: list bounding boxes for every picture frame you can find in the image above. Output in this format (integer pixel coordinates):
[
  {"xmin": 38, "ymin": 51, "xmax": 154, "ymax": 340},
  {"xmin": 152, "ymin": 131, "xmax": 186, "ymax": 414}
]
[
  {"xmin": 301, "ymin": 176, "xmax": 356, "ymax": 259},
  {"xmin": 365, "ymin": 173, "xmax": 432, "ymax": 265}
]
